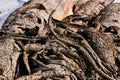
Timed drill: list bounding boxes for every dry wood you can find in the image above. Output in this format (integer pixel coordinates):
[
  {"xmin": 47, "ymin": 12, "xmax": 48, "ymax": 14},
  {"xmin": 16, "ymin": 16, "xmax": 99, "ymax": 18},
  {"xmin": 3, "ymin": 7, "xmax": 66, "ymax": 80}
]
[{"xmin": 0, "ymin": 0, "xmax": 120, "ymax": 80}]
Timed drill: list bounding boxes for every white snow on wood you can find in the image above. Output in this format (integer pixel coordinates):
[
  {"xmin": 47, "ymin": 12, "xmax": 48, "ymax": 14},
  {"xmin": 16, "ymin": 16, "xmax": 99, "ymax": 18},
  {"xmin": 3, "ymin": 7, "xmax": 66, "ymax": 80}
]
[
  {"xmin": 0, "ymin": 0, "xmax": 29, "ymax": 29},
  {"xmin": 114, "ymin": 0, "xmax": 120, "ymax": 3},
  {"xmin": 20, "ymin": 0, "xmax": 29, "ymax": 2}
]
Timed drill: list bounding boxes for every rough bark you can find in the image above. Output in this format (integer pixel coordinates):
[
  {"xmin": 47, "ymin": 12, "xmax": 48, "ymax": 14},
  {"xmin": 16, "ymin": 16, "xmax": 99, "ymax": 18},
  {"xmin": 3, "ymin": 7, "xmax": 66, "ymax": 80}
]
[{"xmin": 0, "ymin": 0, "xmax": 120, "ymax": 80}]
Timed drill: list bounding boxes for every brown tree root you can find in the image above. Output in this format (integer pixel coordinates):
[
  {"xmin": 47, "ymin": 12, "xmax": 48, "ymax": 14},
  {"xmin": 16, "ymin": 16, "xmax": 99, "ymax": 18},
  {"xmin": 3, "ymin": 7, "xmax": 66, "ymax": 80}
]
[{"xmin": 47, "ymin": 10, "xmax": 116, "ymax": 80}]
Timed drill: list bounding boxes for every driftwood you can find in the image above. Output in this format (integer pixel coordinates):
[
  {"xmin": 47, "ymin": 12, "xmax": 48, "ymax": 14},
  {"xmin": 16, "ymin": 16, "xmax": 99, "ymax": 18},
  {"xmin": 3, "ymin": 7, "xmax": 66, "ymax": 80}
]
[{"xmin": 0, "ymin": 0, "xmax": 120, "ymax": 80}]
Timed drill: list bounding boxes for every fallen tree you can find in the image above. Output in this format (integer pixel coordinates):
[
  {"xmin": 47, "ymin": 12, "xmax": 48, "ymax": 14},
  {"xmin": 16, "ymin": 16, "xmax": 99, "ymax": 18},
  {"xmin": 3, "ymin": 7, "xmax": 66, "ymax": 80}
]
[{"xmin": 0, "ymin": 0, "xmax": 120, "ymax": 80}]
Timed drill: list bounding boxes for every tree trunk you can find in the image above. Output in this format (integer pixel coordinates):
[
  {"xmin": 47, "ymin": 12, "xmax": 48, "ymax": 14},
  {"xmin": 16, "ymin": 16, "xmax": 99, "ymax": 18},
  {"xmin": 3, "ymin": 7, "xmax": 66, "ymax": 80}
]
[{"xmin": 0, "ymin": 0, "xmax": 120, "ymax": 80}]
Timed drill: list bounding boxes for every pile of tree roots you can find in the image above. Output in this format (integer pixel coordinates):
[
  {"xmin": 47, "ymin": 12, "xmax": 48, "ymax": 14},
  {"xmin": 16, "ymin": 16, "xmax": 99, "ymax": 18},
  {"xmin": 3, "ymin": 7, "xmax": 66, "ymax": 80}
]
[{"xmin": 0, "ymin": 0, "xmax": 120, "ymax": 80}]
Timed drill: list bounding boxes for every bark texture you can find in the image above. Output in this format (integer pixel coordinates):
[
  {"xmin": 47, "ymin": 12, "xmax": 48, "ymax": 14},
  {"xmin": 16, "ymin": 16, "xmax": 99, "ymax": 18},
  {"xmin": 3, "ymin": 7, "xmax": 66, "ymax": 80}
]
[{"xmin": 0, "ymin": 0, "xmax": 120, "ymax": 80}]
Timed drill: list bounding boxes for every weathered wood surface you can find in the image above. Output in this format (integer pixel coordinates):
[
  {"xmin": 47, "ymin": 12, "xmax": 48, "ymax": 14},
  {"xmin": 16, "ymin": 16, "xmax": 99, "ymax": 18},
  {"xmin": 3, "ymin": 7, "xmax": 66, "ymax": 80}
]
[
  {"xmin": 0, "ymin": 0, "xmax": 120, "ymax": 80},
  {"xmin": 99, "ymin": 3, "xmax": 120, "ymax": 28},
  {"xmin": 0, "ymin": 0, "xmax": 119, "ymax": 28},
  {"xmin": 0, "ymin": 39, "xmax": 20, "ymax": 80}
]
